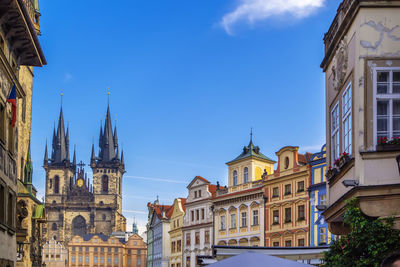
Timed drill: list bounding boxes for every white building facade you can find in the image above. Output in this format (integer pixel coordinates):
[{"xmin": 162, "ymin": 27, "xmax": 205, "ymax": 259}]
[{"xmin": 182, "ymin": 176, "xmax": 217, "ymax": 267}]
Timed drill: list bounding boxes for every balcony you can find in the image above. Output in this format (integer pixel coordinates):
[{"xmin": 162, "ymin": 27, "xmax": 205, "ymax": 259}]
[{"xmin": 0, "ymin": 0, "xmax": 46, "ymax": 66}]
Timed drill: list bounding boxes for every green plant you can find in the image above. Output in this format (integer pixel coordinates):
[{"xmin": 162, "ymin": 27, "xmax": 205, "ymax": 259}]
[{"xmin": 323, "ymin": 198, "xmax": 400, "ymax": 267}]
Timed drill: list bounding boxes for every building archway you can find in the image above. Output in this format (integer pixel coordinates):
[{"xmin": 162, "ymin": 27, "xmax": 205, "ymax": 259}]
[{"xmin": 72, "ymin": 215, "xmax": 87, "ymax": 236}]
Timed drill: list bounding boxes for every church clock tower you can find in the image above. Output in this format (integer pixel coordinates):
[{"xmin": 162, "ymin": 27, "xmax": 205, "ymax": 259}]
[{"xmin": 91, "ymin": 105, "xmax": 126, "ymax": 233}]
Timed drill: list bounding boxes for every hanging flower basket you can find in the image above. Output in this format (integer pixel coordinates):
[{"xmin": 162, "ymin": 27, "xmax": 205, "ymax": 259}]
[{"xmin": 334, "ymin": 152, "xmax": 351, "ymax": 170}]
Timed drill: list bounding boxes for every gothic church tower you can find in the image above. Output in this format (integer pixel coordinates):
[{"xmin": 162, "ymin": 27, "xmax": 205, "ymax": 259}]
[
  {"xmin": 43, "ymin": 104, "xmax": 126, "ymax": 245},
  {"xmin": 91, "ymin": 105, "xmax": 126, "ymax": 233}
]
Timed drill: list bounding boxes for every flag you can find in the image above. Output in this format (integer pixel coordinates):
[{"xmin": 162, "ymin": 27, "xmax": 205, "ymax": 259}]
[{"xmin": 7, "ymin": 84, "xmax": 16, "ymax": 127}]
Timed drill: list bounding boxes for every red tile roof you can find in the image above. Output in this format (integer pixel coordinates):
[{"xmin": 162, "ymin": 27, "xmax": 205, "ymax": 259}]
[
  {"xmin": 208, "ymin": 184, "xmax": 218, "ymax": 197},
  {"xmin": 195, "ymin": 176, "xmax": 210, "ymax": 183}
]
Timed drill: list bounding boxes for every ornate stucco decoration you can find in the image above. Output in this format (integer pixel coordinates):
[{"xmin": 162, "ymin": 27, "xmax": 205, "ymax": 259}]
[{"xmin": 332, "ymin": 37, "xmax": 348, "ymax": 91}]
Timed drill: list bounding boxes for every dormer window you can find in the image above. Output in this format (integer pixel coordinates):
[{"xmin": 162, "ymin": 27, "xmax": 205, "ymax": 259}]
[
  {"xmin": 244, "ymin": 167, "xmax": 249, "ymax": 183},
  {"xmin": 233, "ymin": 170, "xmax": 238, "ymax": 186}
]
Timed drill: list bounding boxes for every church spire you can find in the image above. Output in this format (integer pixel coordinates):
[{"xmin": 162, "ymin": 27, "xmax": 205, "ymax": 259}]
[
  {"xmin": 44, "ymin": 140, "xmax": 48, "ymax": 166},
  {"xmin": 51, "ymin": 106, "xmax": 70, "ymax": 165},
  {"xmin": 98, "ymin": 105, "xmax": 116, "ymax": 162},
  {"xmin": 72, "ymin": 145, "xmax": 76, "ymax": 166},
  {"xmin": 91, "ymin": 143, "xmax": 96, "ymax": 167}
]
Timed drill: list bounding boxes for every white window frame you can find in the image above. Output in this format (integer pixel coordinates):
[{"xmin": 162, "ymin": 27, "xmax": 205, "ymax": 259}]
[
  {"xmin": 342, "ymin": 82, "xmax": 352, "ymax": 155},
  {"xmin": 253, "ymin": 210, "xmax": 259, "ymax": 225},
  {"xmin": 331, "ymin": 102, "xmax": 340, "ymax": 163},
  {"xmin": 241, "ymin": 212, "xmax": 247, "ymax": 227},
  {"xmin": 233, "ymin": 170, "xmax": 238, "ymax": 186},
  {"xmin": 220, "ymin": 215, "xmax": 225, "ymax": 230},
  {"xmin": 373, "ymin": 67, "xmax": 400, "ymax": 146},
  {"xmin": 230, "ymin": 213, "xmax": 236, "ymax": 228},
  {"xmin": 243, "ymin": 167, "xmax": 249, "ymax": 183}
]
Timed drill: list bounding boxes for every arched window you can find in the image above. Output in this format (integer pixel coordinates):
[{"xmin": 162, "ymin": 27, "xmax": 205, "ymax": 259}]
[
  {"xmin": 52, "ymin": 223, "xmax": 57, "ymax": 230},
  {"xmin": 102, "ymin": 175, "xmax": 108, "ymax": 193},
  {"xmin": 72, "ymin": 215, "xmax": 87, "ymax": 236},
  {"xmin": 244, "ymin": 167, "xmax": 249, "ymax": 183},
  {"xmin": 54, "ymin": 176, "xmax": 59, "ymax": 194},
  {"xmin": 233, "ymin": 170, "xmax": 238, "ymax": 186},
  {"xmin": 284, "ymin": 157, "xmax": 289, "ymax": 169}
]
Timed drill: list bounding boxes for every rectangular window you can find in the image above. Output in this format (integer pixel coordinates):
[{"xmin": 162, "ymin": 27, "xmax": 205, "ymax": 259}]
[
  {"xmin": 319, "ymin": 194, "xmax": 327, "ymax": 206},
  {"xmin": 195, "ymin": 231, "xmax": 200, "ymax": 245},
  {"xmin": 100, "ymin": 256, "xmax": 104, "ymax": 263},
  {"xmin": 272, "ymin": 187, "xmax": 279, "ymax": 198},
  {"xmin": 194, "ymin": 191, "xmax": 197, "ymax": 198},
  {"xmin": 186, "ymin": 233, "xmax": 191, "ymax": 246},
  {"xmin": 320, "ymin": 227, "xmax": 327, "ymax": 245},
  {"xmin": 177, "ymin": 240, "xmax": 181, "ymax": 251},
  {"xmin": 220, "ymin": 215, "xmax": 225, "ymax": 230},
  {"xmin": 7, "ymin": 191, "xmax": 14, "ymax": 227},
  {"xmin": 375, "ymin": 69, "xmax": 400, "ymax": 143},
  {"xmin": 298, "ymin": 238, "xmax": 305, "ymax": 247},
  {"xmin": 297, "ymin": 181, "xmax": 304, "ymax": 192},
  {"xmin": 285, "ymin": 207, "xmax": 291, "ymax": 223},
  {"xmin": 273, "ymin": 242, "xmax": 279, "ymax": 247},
  {"xmin": 94, "ymin": 256, "xmax": 98, "ymax": 263},
  {"xmin": 115, "ymin": 257, "xmax": 118, "ymax": 264},
  {"xmin": 171, "ymin": 241, "xmax": 176, "ymax": 253},
  {"xmin": 253, "ymin": 210, "xmax": 259, "ymax": 225},
  {"xmin": 273, "ymin": 210, "xmax": 279, "ymax": 225},
  {"xmin": 79, "ymin": 247, "xmax": 82, "ymax": 252},
  {"xmin": 94, "ymin": 247, "xmax": 98, "ymax": 252},
  {"xmin": 1, "ymin": 182, "xmax": 7, "ymax": 223},
  {"xmin": 201, "ymin": 208, "xmax": 205, "ymax": 220},
  {"xmin": 101, "ymin": 247, "xmax": 104, "ymax": 252},
  {"xmin": 298, "ymin": 205, "xmax": 305, "ymax": 221},
  {"xmin": 241, "ymin": 212, "xmax": 247, "ymax": 227},
  {"xmin": 108, "ymin": 247, "xmax": 111, "ymax": 252},
  {"xmin": 85, "ymin": 256, "xmax": 89, "ymax": 263},
  {"xmin": 205, "ymin": 230, "xmax": 210, "ymax": 244},
  {"xmin": 86, "ymin": 247, "xmax": 89, "ymax": 252},
  {"xmin": 186, "ymin": 256, "xmax": 191, "ymax": 267},
  {"xmin": 331, "ymin": 102, "xmax": 340, "ymax": 162},
  {"xmin": 72, "ymin": 256, "xmax": 76, "ymax": 263},
  {"xmin": 230, "ymin": 214, "xmax": 236, "ymax": 228},
  {"xmin": 114, "ymin": 247, "xmax": 118, "ymax": 252},
  {"xmin": 138, "ymin": 249, "xmax": 141, "ymax": 255},
  {"xmin": 128, "ymin": 258, "xmax": 131, "ymax": 264},
  {"xmin": 79, "ymin": 256, "xmax": 82, "ymax": 263},
  {"xmin": 199, "ymin": 190, "xmax": 201, "ymax": 197},
  {"xmin": 137, "ymin": 258, "xmax": 141, "ymax": 266},
  {"xmin": 196, "ymin": 209, "xmax": 199, "ymax": 221},
  {"xmin": 342, "ymin": 83, "xmax": 352, "ymax": 154},
  {"xmin": 284, "ymin": 184, "xmax": 291, "ymax": 195},
  {"xmin": 285, "ymin": 240, "xmax": 292, "ymax": 247},
  {"xmin": 107, "ymin": 256, "xmax": 111, "ymax": 264},
  {"xmin": 191, "ymin": 210, "xmax": 194, "ymax": 222}
]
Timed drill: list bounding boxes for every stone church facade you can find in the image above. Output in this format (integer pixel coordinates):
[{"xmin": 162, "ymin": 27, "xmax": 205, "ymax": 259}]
[{"xmin": 43, "ymin": 105, "xmax": 126, "ymax": 245}]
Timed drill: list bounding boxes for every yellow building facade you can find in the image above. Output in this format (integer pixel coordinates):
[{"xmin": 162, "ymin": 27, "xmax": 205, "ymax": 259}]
[
  {"xmin": 67, "ymin": 233, "xmax": 147, "ymax": 267},
  {"xmin": 213, "ymin": 137, "xmax": 275, "ymax": 247},
  {"xmin": 168, "ymin": 198, "xmax": 186, "ymax": 267},
  {"xmin": 264, "ymin": 146, "xmax": 312, "ymax": 247}
]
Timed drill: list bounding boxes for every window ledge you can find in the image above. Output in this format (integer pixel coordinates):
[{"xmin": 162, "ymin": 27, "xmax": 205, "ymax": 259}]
[
  {"xmin": 284, "ymin": 193, "xmax": 292, "ymax": 196},
  {"xmin": 284, "ymin": 220, "xmax": 292, "ymax": 224},
  {"xmin": 272, "ymin": 222, "xmax": 279, "ymax": 225},
  {"xmin": 252, "ymin": 224, "xmax": 259, "ymax": 226},
  {"xmin": 272, "ymin": 195, "xmax": 279, "ymax": 198},
  {"xmin": 240, "ymin": 226, "xmax": 247, "ymax": 228},
  {"xmin": 297, "ymin": 190, "xmax": 305, "ymax": 193}
]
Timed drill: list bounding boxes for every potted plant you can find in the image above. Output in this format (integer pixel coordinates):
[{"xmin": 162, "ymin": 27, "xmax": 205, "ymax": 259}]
[
  {"xmin": 376, "ymin": 137, "xmax": 400, "ymax": 151},
  {"xmin": 326, "ymin": 166, "xmax": 338, "ymax": 180}
]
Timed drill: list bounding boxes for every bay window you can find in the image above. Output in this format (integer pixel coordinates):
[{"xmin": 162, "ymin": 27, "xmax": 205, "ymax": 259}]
[
  {"xmin": 374, "ymin": 68, "xmax": 400, "ymax": 144},
  {"xmin": 331, "ymin": 103, "xmax": 340, "ymax": 162},
  {"xmin": 342, "ymin": 83, "xmax": 352, "ymax": 154}
]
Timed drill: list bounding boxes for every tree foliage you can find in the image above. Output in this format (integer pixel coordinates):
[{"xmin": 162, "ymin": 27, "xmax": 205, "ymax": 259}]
[{"xmin": 323, "ymin": 198, "xmax": 400, "ymax": 267}]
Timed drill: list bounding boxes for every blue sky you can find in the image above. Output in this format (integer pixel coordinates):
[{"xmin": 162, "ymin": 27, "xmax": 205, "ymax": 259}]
[{"xmin": 30, "ymin": 0, "xmax": 341, "ymax": 234}]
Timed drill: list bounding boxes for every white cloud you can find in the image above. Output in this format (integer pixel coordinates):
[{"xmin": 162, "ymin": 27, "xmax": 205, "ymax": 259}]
[{"xmin": 221, "ymin": 0, "xmax": 326, "ymax": 35}]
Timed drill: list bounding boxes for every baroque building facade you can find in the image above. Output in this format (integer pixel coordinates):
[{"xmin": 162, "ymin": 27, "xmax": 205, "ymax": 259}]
[
  {"xmin": 213, "ymin": 136, "xmax": 275, "ymax": 247},
  {"xmin": 182, "ymin": 176, "xmax": 216, "ymax": 267},
  {"xmin": 44, "ymin": 105, "xmax": 126, "ymax": 245},
  {"xmin": 168, "ymin": 198, "xmax": 186, "ymax": 267},
  {"xmin": 264, "ymin": 146, "xmax": 312, "ymax": 247},
  {"xmin": 321, "ymin": 0, "xmax": 400, "ymax": 234},
  {"xmin": 0, "ymin": 0, "xmax": 46, "ymax": 266},
  {"xmin": 308, "ymin": 145, "xmax": 334, "ymax": 246},
  {"xmin": 67, "ymin": 233, "xmax": 146, "ymax": 267},
  {"xmin": 146, "ymin": 200, "xmax": 173, "ymax": 267}
]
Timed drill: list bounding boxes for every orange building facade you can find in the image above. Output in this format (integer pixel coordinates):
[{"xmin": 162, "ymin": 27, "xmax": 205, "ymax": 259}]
[
  {"xmin": 67, "ymin": 233, "xmax": 147, "ymax": 267},
  {"xmin": 264, "ymin": 146, "xmax": 312, "ymax": 247}
]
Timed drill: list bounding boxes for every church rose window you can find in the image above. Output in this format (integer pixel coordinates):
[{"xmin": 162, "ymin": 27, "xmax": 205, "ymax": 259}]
[{"xmin": 102, "ymin": 175, "xmax": 108, "ymax": 193}]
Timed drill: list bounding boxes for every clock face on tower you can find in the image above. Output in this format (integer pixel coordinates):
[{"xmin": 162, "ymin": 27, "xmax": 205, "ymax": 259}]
[{"xmin": 77, "ymin": 179, "xmax": 84, "ymax": 187}]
